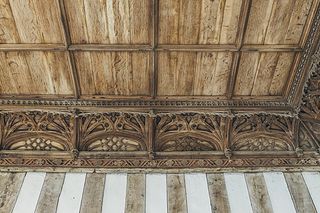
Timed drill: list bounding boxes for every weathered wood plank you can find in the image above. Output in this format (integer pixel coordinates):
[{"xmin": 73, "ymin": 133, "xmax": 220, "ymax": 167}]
[
  {"xmin": 234, "ymin": 52, "xmax": 295, "ymax": 96},
  {"xmin": 0, "ymin": 173, "xmax": 25, "ymax": 213},
  {"xmin": 244, "ymin": 0, "xmax": 313, "ymax": 45},
  {"xmin": 157, "ymin": 51, "xmax": 232, "ymax": 96},
  {"xmin": 0, "ymin": 51, "xmax": 74, "ymax": 95},
  {"xmin": 245, "ymin": 173, "xmax": 273, "ymax": 213},
  {"xmin": 167, "ymin": 174, "xmax": 187, "ymax": 213},
  {"xmin": 35, "ymin": 173, "xmax": 65, "ymax": 213},
  {"xmin": 233, "ymin": 52, "xmax": 260, "ymax": 96},
  {"xmin": 74, "ymin": 51, "xmax": 151, "ymax": 96},
  {"xmin": 64, "ymin": 0, "xmax": 151, "ymax": 44},
  {"xmin": 285, "ymin": 173, "xmax": 317, "ymax": 213},
  {"xmin": 207, "ymin": 173, "xmax": 230, "ymax": 213},
  {"xmin": 269, "ymin": 53, "xmax": 295, "ymax": 95},
  {"xmin": 7, "ymin": 0, "xmax": 64, "ymax": 43},
  {"xmin": 0, "ymin": 0, "xmax": 20, "ymax": 43},
  {"xmin": 125, "ymin": 174, "xmax": 145, "ymax": 213},
  {"xmin": 80, "ymin": 173, "xmax": 105, "ymax": 213},
  {"xmin": 158, "ymin": 0, "xmax": 242, "ymax": 44}
]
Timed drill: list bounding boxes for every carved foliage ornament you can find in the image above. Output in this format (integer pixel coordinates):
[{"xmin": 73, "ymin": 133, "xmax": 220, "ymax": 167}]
[
  {"xmin": 0, "ymin": 111, "xmax": 73, "ymax": 151},
  {"xmin": 299, "ymin": 52, "xmax": 320, "ymax": 152},
  {"xmin": 79, "ymin": 112, "xmax": 148, "ymax": 152},
  {"xmin": 231, "ymin": 115, "xmax": 296, "ymax": 152},
  {"xmin": 155, "ymin": 113, "xmax": 225, "ymax": 152}
]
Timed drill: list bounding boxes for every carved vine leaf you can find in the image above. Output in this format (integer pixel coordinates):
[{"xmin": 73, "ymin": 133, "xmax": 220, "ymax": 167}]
[
  {"xmin": 79, "ymin": 113, "xmax": 148, "ymax": 151},
  {"xmin": 155, "ymin": 113, "xmax": 225, "ymax": 152},
  {"xmin": 298, "ymin": 122, "xmax": 319, "ymax": 151},
  {"xmin": 299, "ymin": 58, "xmax": 320, "ymax": 151},
  {"xmin": 0, "ymin": 111, "xmax": 73, "ymax": 151},
  {"xmin": 231, "ymin": 115, "xmax": 295, "ymax": 152}
]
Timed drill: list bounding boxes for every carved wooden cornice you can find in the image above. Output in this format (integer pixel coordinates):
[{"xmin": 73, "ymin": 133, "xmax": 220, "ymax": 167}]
[
  {"xmin": 0, "ymin": 48, "xmax": 319, "ymax": 170},
  {"xmin": 0, "ymin": 5, "xmax": 320, "ymax": 171}
]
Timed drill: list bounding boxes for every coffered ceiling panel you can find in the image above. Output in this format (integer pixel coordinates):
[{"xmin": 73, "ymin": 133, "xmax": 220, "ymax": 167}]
[
  {"xmin": 0, "ymin": 51, "xmax": 74, "ymax": 95},
  {"xmin": 234, "ymin": 52, "xmax": 296, "ymax": 97},
  {"xmin": 158, "ymin": 0, "xmax": 242, "ymax": 44},
  {"xmin": 0, "ymin": 0, "xmax": 318, "ymax": 106},
  {"xmin": 244, "ymin": 0, "xmax": 314, "ymax": 45},
  {"xmin": 157, "ymin": 52, "xmax": 233, "ymax": 96},
  {"xmin": 74, "ymin": 51, "xmax": 151, "ymax": 96},
  {"xmin": 0, "ymin": 0, "xmax": 64, "ymax": 44},
  {"xmin": 64, "ymin": 0, "xmax": 152, "ymax": 44}
]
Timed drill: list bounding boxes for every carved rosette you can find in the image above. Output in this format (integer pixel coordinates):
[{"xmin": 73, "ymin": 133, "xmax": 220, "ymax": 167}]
[
  {"xmin": 155, "ymin": 113, "xmax": 225, "ymax": 152},
  {"xmin": 231, "ymin": 115, "xmax": 296, "ymax": 152},
  {"xmin": 0, "ymin": 111, "xmax": 74, "ymax": 151},
  {"xmin": 79, "ymin": 112, "xmax": 148, "ymax": 152}
]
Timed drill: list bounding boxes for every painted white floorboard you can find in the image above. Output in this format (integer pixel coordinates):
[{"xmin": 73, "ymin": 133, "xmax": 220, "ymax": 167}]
[
  {"xmin": 102, "ymin": 174, "xmax": 127, "ymax": 213},
  {"xmin": 56, "ymin": 173, "xmax": 86, "ymax": 213},
  {"xmin": 302, "ymin": 172, "xmax": 320, "ymax": 212},
  {"xmin": 185, "ymin": 173, "xmax": 211, "ymax": 213},
  {"xmin": 146, "ymin": 174, "xmax": 167, "ymax": 213},
  {"xmin": 224, "ymin": 173, "xmax": 253, "ymax": 213},
  {"xmin": 263, "ymin": 172, "xmax": 296, "ymax": 213},
  {"xmin": 12, "ymin": 172, "xmax": 46, "ymax": 213}
]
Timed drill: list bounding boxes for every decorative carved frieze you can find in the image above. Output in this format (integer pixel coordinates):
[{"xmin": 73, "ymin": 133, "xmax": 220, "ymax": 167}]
[
  {"xmin": 231, "ymin": 115, "xmax": 296, "ymax": 152},
  {"xmin": 154, "ymin": 113, "xmax": 226, "ymax": 152},
  {"xmin": 0, "ymin": 111, "xmax": 74, "ymax": 151},
  {"xmin": 79, "ymin": 112, "xmax": 148, "ymax": 152}
]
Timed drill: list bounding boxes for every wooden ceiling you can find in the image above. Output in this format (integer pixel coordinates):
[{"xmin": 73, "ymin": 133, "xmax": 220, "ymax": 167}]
[
  {"xmin": 0, "ymin": 0, "xmax": 319, "ymax": 171},
  {"xmin": 0, "ymin": 0, "xmax": 318, "ymax": 108}
]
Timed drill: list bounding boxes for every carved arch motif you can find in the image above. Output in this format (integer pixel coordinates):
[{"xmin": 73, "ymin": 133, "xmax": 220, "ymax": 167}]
[
  {"xmin": 155, "ymin": 113, "xmax": 225, "ymax": 152},
  {"xmin": 231, "ymin": 115, "xmax": 296, "ymax": 152},
  {"xmin": 79, "ymin": 112, "xmax": 148, "ymax": 151},
  {"xmin": 0, "ymin": 111, "xmax": 74, "ymax": 151}
]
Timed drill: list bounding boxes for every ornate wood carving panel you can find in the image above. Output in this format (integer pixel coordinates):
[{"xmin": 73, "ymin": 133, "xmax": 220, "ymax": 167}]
[
  {"xmin": 79, "ymin": 112, "xmax": 148, "ymax": 152},
  {"xmin": 0, "ymin": 0, "xmax": 319, "ymax": 170},
  {"xmin": 0, "ymin": 111, "xmax": 74, "ymax": 151}
]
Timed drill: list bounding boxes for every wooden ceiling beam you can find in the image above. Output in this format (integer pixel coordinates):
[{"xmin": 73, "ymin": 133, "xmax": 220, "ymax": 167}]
[
  {"xmin": 0, "ymin": 44, "xmax": 67, "ymax": 51},
  {"xmin": 58, "ymin": 0, "xmax": 81, "ymax": 99},
  {"xmin": 0, "ymin": 44, "xmax": 303, "ymax": 53},
  {"xmin": 152, "ymin": 0, "xmax": 159, "ymax": 98},
  {"xmin": 226, "ymin": 0, "xmax": 252, "ymax": 100}
]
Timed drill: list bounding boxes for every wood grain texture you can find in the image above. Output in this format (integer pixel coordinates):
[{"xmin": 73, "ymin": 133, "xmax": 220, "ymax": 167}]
[
  {"xmin": 125, "ymin": 174, "xmax": 145, "ymax": 213},
  {"xmin": 64, "ymin": 0, "xmax": 151, "ymax": 44},
  {"xmin": 207, "ymin": 173, "xmax": 230, "ymax": 213},
  {"xmin": 284, "ymin": 173, "xmax": 317, "ymax": 213},
  {"xmin": 0, "ymin": 173, "xmax": 25, "ymax": 213},
  {"xmin": 0, "ymin": 0, "xmax": 64, "ymax": 44},
  {"xmin": 80, "ymin": 173, "xmax": 105, "ymax": 213},
  {"xmin": 234, "ymin": 52, "xmax": 295, "ymax": 96},
  {"xmin": 158, "ymin": 0, "xmax": 242, "ymax": 44},
  {"xmin": 245, "ymin": 173, "xmax": 273, "ymax": 213},
  {"xmin": 0, "ymin": 51, "xmax": 74, "ymax": 95},
  {"xmin": 74, "ymin": 51, "xmax": 151, "ymax": 96},
  {"xmin": 167, "ymin": 174, "xmax": 187, "ymax": 213},
  {"xmin": 35, "ymin": 173, "xmax": 65, "ymax": 213},
  {"xmin": 244, "ymin": 0, "xmax": 314, "ymax": 45},
  {"xmin": 157, "ymin": 51, "xmax": 233, "ymax": 96}
]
